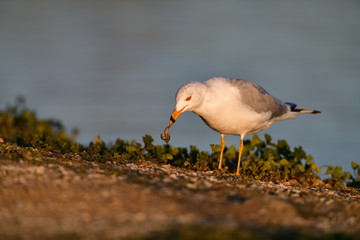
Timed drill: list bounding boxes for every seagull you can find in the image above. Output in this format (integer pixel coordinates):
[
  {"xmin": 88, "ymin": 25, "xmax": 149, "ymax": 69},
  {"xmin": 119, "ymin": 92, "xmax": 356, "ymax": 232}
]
[{"xmin": 167, "ymin": 77, "xmax": 320, "ymax": 175}]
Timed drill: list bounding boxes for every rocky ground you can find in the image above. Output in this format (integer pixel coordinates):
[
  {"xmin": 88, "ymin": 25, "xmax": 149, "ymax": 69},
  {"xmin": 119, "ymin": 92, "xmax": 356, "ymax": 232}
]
[{"xmin": 0, "ymin": 144, "xmax": 360, "ymax": 240}]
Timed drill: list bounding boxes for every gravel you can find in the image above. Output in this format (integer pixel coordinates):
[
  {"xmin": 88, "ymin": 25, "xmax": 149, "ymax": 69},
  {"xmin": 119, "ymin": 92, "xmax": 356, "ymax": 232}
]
[{"xmin": 0, "ymin": 145, "xmax": 359, "ymax": 239}]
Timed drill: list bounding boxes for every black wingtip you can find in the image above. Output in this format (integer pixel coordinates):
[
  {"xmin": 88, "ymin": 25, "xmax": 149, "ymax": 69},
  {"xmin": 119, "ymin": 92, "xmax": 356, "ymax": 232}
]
[
  {"xmin": 286, "ymin": 102, "xmax": 321, "ymax": 114},
  {"xmin": 285, "ymin": 102, "xmax": 297, "ymax": 111}
]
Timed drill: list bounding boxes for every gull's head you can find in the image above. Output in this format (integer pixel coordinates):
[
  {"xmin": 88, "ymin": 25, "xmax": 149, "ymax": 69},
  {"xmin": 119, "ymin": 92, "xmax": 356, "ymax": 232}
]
[{"xmin": 169, "ymin": 81, "xmax": 207, "ymax": 126}]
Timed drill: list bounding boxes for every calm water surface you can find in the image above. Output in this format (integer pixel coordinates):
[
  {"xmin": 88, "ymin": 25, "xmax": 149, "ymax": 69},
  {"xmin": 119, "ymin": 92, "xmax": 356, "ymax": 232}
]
[{"xmin": 1, "ymin": 0, "xmax": 360, "ymax": 172}]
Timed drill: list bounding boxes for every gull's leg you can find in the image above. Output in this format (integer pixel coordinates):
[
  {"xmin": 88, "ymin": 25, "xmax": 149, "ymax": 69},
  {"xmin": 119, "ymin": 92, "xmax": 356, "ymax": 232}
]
[
  {"xmin": 218, "ymin": 134, "xmax": 225, "ymax": 169},
  {"xmin": 236, "ymin": 135, "xmax": 244, "ymax": 175}
]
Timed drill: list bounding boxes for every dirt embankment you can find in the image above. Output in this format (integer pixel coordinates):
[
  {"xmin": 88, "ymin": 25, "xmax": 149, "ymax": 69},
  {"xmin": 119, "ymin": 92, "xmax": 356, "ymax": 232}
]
[{"xmin": 1, "ymin": 145, "xmax": 360, "ymax": 240}]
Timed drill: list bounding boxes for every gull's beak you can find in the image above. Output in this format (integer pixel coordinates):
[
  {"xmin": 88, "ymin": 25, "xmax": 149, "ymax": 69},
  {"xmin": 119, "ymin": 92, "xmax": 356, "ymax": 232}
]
[{"xmin": 169, "ymin": 106, "xmax": 186, "ymax": 126}]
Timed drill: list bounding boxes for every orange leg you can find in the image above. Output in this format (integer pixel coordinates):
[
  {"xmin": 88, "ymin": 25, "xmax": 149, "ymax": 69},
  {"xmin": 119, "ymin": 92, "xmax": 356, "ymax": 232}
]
[
  {"xmin": 236, "ymin": 136, "xmax": 244, "ymax": 175},
  {"xmin": 218, "ymin": 134, "xmax": 225, "ymax": 169}
]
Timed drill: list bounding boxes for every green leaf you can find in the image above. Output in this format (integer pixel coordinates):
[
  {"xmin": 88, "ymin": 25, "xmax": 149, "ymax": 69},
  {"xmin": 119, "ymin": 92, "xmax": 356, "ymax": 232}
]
[
  {"xmin": 165, "ymin": 153, "xmax": 173, "ymax": 160},
  {"xmin": 351, "ymin": 161, "xmax": 359, "ymax": 170},
  {"xmin": 125, "ymin": 145, "xmax": 137, "ymax": 153},
  {"xmin": 276, "ymin": 139, "xmax": 291, "ymax": 158},
  {"xmin": 312, "ymin": 179, "xmax": 320, "ymax": 186},
  {"xmin": 264, "ymin": 134, "xmax": 272, "ymax": 144},
  {"xmin": 310, "ymin": 162, "xmax": 317, "ymax": 171},
  {"xmin": 294, "ymin": 146, "xmax": 306, "ymax": 160},
  {"xmin": 306, "ymin": 154, "xmax": 314, "ymax": 163},
  {"xmin": 333, "ymin": 166, "xmax": 343, "ymax": 179},
  {"xmin": 250, "ymin": 134, "xmax": 262, "ymax": 148},
  {"xmin": 224, "ymin": 145, "xmax": 237, "ymax": 160},
  {"xmin": 210, "ymin": 144, "xmax": 222, "ymax": 153},
  {"xmin": 296, "ymin": 164, "xmax": 305, "ymax": 173},
  {"xmin": 197, "ymin": 151, "xmax": 209, "ymax": 161},
  {"xmin": 142, "ymin": 134, "xmax": 154, "ymax": 149},
  {"xmin": 279, "ymin": 158, "xmax": 290, "ymax": 167},
  {"xmin": 343, "ymin": 171, "xmax": 352, "ymax": 180},
  {"xmin": 325, "ymin": 166, "xmax": 334, "ymax": 175},
  {"xmin": 169, "ymin": 146, "xmax": 179, "ymax": 155}
]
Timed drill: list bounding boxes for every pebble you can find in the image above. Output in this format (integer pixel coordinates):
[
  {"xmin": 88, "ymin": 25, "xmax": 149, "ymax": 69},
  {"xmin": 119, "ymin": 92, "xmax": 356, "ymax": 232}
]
[
  {"xmin": 185, "ymin": 182, "xmax": 197, "ymax": 189},
  {"xmin": 88, "ymin": 173, "xmax": 105, "ymax": 179},
  {"xmin": 188, "ymin": 171, "xmax": 197, "ymax": 177},
  {"xmin": 169, "ymin": 173, "xmax": 178, "ymax": 179},
  {"xmin": 202, "ymin": 180, "xmax": 213, "ymax": 189},
  {"xmin": 162, "ymin": 177, "xmax": 173, "ymax": 183}
]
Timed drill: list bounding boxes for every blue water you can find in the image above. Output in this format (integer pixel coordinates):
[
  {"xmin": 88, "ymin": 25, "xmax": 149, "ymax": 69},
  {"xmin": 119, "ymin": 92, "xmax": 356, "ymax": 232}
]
[{"xmin": 1, "ymin": 0, "xmax": 360, "ymax": 173}]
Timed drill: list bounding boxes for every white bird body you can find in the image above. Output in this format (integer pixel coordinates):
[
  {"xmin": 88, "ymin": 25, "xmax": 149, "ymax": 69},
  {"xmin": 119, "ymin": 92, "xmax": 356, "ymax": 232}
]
[
  {"xmin": 166, "ymin": 77, "xmax": 320, "ymax": 175},
  {"xmin": 176, "ymin": 78, "xmax": 296, "ymax": 136}
]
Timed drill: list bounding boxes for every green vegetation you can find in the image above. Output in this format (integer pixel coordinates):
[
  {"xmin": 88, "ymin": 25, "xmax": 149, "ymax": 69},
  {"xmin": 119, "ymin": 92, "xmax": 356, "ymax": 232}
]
[
  {"xmin": 0, "ymin": 96, "xmax": 82, "ymax": 153},
  {"xmin": 0, "ymin": 97, "xmax": 359, "ymax": 188}
]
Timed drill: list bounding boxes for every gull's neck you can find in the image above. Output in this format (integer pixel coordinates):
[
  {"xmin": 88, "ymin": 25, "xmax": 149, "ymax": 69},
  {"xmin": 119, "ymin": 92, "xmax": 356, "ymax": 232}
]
[{"xmin": 191, "ymin": 82, "xmax": 210, "ymax": 115}]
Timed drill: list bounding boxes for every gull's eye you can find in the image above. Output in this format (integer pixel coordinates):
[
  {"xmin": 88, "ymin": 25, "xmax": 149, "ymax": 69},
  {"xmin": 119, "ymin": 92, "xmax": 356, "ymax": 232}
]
[{"xmin": 185, "ymin": 96, "xmax": 191, "ymax": 101}]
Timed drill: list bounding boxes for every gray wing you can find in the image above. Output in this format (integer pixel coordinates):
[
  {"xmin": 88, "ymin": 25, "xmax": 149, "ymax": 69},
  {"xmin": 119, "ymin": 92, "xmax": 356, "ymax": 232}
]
[{"xmin": 229, "ymin": 79, "xmax": 289, "ymax": 118}]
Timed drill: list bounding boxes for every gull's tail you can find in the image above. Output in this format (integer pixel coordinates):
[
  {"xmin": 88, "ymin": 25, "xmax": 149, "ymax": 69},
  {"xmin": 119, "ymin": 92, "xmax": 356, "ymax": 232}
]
[{"xmin": 286, "ymin": 102, "xmax": 321, "ymax": 114}]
